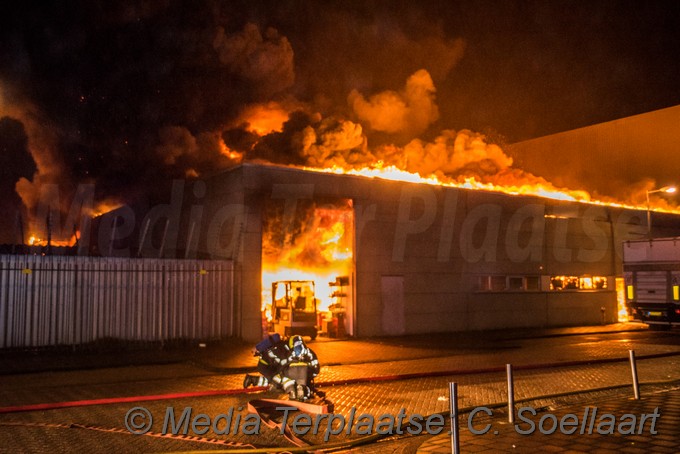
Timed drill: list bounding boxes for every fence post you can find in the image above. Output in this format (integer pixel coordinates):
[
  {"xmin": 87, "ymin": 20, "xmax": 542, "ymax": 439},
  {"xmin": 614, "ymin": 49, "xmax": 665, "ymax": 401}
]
[
  {"xmin": 137, "ymin": 218, "xmax": 150, "ymax": 257},
  {"xmin": 507, "ymin": 363, "xmax": 515, "ymax": 423},
  {"xmin": 158, "ymin": 219, "xmax": 169, "ymax": 258},
  {"xmin": 108, "ymin": 217, "xmax": 118, "ymax": 256},
  {"xmin": 629, "ymin": 350, "xmax": 640, "ymax": 400},
  {"xmin": 449, "ymin": 382, "xmax": 460, "ymax": 454}
]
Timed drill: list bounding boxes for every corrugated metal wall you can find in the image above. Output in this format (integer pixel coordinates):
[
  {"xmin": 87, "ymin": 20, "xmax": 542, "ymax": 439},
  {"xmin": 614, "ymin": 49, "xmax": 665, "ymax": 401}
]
[{"xmin": 0, "ymin": 255, "xmax": 234, "ymax": 348}]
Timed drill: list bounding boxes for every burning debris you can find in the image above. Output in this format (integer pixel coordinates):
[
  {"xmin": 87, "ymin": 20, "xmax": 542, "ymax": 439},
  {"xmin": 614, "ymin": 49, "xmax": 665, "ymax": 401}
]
[{"xmin": 262, "ymin": 198, "xmax": 354, "ymax": 323}]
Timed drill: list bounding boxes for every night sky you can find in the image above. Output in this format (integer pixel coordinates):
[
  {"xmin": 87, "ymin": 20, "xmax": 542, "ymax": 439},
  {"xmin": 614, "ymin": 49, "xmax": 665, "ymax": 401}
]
[{"xmin": 1, "ymin": 0, "xmax": 680, "ymax": 242}]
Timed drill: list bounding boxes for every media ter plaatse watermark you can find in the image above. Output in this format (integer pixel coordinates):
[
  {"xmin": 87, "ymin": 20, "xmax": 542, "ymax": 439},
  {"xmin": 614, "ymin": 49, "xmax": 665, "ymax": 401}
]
[
  {"xmin": 125, "ymin": 406, "xmax": 446, "ymax": 441},
  {"xmin": 125, "ymin": 405, "xmax": 661, "ymax": 440},
  {"xmin": 28, "ymin": 180, "xmax": 648, "ymax": 263},
  {"xmin": 469, "ymin": 405, "xmax": 660, "ymax": 436}
]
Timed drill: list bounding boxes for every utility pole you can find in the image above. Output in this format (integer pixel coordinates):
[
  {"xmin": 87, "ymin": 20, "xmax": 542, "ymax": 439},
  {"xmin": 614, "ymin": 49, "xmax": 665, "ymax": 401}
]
[{"xmin": 46, "ymin": 212, "xmax": 52, "ymax": 256}]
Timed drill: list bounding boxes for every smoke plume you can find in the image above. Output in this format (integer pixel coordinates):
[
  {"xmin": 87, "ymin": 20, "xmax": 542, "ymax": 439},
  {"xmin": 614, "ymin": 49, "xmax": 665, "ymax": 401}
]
[
  {"xmin": 349, "ymin": 69, "xmax": 439, "ymax": 137},
  {"xmin": 213, "ymin": 23, "xmax": 295, "ymax": 98},
  {"xmin": 1, "ymin": 0, "xmax": 676, "ymax": 244}
]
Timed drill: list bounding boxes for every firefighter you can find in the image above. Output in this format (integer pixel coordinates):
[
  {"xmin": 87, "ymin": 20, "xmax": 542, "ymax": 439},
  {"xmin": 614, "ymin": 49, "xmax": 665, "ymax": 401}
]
[
  {"xmin": 243, "ymin": 334, "xmax": 320, "ymax": 401},
  {"xmin": 286, "ymin": 335, "xmax": 320, "ymax": 400},
  {"xmin": 243, "ymin": 334, "xmax": 297, "ymax": 398}
]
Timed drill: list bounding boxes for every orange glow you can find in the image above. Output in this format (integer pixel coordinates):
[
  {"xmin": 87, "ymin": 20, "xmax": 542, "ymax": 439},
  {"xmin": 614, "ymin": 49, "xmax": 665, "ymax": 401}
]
[
  {"xmin": 91, "ymin": 199, "xmax": 124, "ymax": 217},
  {"xmin": 240, "ymin": 102, "xmax": 290, "ymax": 136},
  {"xmin": 219, "ymin": 140, "xmax": 244, "ymax": 162},
  {"xmin": 298, "ymin": 164, "xmax": 680, "ymax": 214},
  {"xmin": 616, "ymin": 277, "xmax": 628, "ymax": 322},
  {"xmin": 262, "ymin": 200, "xmax": 353, "ymax": 318},
  {"xmin": 262, "ymin": 268, "xmax": 346, "ymax": 314},
  {"xmin": 26, "ymin": 232, "xmax": 78, "ymax": 247}
]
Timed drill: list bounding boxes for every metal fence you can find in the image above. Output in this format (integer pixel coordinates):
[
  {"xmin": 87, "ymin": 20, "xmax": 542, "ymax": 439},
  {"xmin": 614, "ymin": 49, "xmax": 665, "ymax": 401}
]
[{"xmin": 0, "ymin": 255, "xmax": 234, "ymax": 348}]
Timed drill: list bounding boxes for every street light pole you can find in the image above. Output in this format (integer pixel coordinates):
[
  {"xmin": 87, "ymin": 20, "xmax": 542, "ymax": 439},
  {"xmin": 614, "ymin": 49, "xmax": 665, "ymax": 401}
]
[
  {"xmin": 646, "ymin": 189, "xmax": 651, "ymax": 239},
  {"xmin": 646, "ymin": 186, "xmax": 677, "ymax": 239}
]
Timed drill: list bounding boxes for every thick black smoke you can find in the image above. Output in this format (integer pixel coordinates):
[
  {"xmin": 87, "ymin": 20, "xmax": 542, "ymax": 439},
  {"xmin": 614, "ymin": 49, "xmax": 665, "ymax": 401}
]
[
  {"xmin": 0, "ymin": 1, "xmax": 466, "ymax": 239},
  {"xmin": 1, "ymin": 0, "xmax": 680, "ymax": 241}
]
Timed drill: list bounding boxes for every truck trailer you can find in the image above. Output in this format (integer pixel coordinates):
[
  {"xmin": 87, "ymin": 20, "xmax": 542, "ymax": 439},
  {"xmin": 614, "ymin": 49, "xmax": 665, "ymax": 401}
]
[{"xmin": 623, "ymin": 237, "xmax": 680, "ymax": 329}]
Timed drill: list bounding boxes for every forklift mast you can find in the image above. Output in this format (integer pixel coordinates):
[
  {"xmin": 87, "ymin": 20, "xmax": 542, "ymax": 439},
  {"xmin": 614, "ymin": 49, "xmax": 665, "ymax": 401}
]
[{"xmin": 271, "ymin": 280, "xmax": 318, "ymax": 339}]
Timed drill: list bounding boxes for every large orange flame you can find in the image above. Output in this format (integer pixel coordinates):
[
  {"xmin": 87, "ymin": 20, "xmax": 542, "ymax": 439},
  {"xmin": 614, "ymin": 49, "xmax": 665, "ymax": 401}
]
[
  {"xmin": 90, "ymin": 199, "xmax": 124, "ymax": 218},
  {"xmin": 301, "ymin": 163, "xmax": 680, "ymax": 214},
  {"xmin": 261, "ymin": 200, "xmax": 353, "ymax": 324},
  {"xmin": 26, "ymin": 232, "xmax": 79, "ymax": 247}
]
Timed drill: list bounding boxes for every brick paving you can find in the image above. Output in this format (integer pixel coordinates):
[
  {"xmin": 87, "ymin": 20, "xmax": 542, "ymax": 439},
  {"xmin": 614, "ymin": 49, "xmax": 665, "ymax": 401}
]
[
  {"xmin": 2, "ymin": 329, "xmax": 678, "ymax": 408},
  {"xmin": 0, "ymin": 324, "xmax": 679, "ymax": 452},
  {"xmin": 417, "ymin": 385, "xmax": 680, "ymax": 453}
]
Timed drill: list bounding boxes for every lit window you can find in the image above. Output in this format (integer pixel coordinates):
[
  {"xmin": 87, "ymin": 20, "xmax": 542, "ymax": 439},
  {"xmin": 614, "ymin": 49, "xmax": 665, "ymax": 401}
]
[
  {"xmin": 550, "ymin": 276, "xmax": 563, "ymax": 290},
  {"xmin": 580, "ymin": 277, "xmax": 594, "ymax": 289},
  {"xmin": 550, "ymin": 275, "xmax": 578, "ymax": 290},
  {"xmin": 593, "ymin": 276, "xmax": 607, "ymax": 289},
  {"xmin": 550, "ymin": 275, "xmax": 607, "ymax": 290},
  {"xmin": 564, "ymin": 277, "xmax": 579, "ymax": 289}
]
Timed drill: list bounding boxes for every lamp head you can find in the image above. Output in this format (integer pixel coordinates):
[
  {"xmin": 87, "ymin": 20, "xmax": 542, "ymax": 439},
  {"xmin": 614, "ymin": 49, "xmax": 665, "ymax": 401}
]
[{"xmin": 647, "ymin": 185, "xmax": 677, "ymax": 195}]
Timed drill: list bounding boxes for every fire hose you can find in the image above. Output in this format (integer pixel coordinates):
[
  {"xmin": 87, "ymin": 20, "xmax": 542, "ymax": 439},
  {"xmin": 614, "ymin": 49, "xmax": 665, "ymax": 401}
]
[
  {"xmin": 2, "ymin": 353, "xmax": 680, "ymax": 452},
  {"xmin": 0, "ymin": 420, "xmax": 257, "ymax": 449},
  {"xmin": 3, "ymin": 350, "xmax": 679, "ymax": 415},
  {"xmin": 246, "ymin": 395, "xmax": 332, "ymax": 447},
  {"xmin": 244, "ymin": 361, "xmax": 334, "ymax": 447}
]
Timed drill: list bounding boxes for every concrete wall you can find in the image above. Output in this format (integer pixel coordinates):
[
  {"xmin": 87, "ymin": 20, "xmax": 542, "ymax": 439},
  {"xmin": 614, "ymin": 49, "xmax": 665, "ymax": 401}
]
[
  {"xmin": 352, "ymin": 181, "xmax": 630, "ymax": 335},
  {"xmin": 200, "ymin": 164, "xmax": 680, "ymax": 340},
  {"xmin": 508, "ymin": 105, "xmax": 680, "ymax": 200}
]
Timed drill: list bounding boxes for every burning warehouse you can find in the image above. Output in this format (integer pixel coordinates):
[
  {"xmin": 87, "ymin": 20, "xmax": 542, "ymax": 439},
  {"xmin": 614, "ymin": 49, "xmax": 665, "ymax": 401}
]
[
  {"xmin": 189, "ymin": 163, "xmax": 680, "ymax": 342},
  {"xmin": 7, "ymin": 105, "xmax": 680, "ymax": 349},
  {"xmin": 7, "ymin": 99, "xmax": 680, "ymax": 346},
  {"xmin": 4, "ymin": 3, "xmax": 680, "ymax": 348}
]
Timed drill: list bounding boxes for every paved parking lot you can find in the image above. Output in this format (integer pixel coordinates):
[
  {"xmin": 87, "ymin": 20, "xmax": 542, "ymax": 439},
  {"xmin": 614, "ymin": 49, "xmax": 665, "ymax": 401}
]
[
  {"xmin": 1, "ymin": 324, "xmax": 679, "ymax": 452},
  {"xmin": 418, "ymin": 385, "xmax": 680, "ymax": 454}
]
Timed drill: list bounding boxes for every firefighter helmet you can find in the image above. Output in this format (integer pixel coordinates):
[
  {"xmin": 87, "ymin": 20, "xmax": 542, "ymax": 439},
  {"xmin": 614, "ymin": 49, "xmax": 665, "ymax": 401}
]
[{"xmin": 289, "ymin": 335, "xmax": 306, "ymax": 357}]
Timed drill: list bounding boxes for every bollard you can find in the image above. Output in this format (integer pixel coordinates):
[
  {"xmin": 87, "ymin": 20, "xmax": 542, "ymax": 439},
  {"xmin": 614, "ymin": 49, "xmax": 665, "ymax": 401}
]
[
  {"xmin": 629, "ymin": 350, "xmax": 640, "ymax": 400},
  {"xmin": 507, "ymin": 363, "xmax": 515, "ymax": 423},
  {"xmin": 449, "ymin": 382, "xmax": 460, "ymax": 454}
]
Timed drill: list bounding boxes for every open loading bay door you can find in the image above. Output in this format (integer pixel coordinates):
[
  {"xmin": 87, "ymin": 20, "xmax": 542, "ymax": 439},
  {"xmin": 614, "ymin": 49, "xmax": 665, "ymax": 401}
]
[{"xmin": 262, "ymin": 198, "xmax": 355, "ymax": 339}]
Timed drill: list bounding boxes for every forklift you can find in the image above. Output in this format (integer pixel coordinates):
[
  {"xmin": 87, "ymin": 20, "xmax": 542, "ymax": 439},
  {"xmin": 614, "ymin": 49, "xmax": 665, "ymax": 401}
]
[{"xmin": 270, "ymin": 280, "xmax": 318, "ymax": 340}]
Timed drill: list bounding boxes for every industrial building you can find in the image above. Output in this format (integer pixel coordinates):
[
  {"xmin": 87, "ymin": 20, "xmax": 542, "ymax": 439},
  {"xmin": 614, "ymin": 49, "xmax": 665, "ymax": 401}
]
[
  {"xmin": 508, "ymin": 104, "xmax": 680, "ymax": 201},
  {"xmin": 10, "ymin": 106, "xmax": 680, "ymax": 348},
  {"xmin": 193, "ymin": 163, "xmax": 680, "ymax": 342}
]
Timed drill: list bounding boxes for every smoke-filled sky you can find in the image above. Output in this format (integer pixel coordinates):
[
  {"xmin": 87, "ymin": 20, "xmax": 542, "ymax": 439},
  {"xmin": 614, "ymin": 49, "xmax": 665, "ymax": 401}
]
[{"xmin": 2, "ymin": 0, "xmax": 680, "ymax": 242}]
